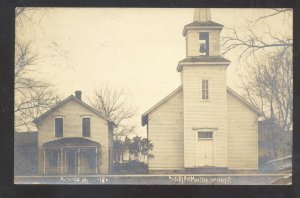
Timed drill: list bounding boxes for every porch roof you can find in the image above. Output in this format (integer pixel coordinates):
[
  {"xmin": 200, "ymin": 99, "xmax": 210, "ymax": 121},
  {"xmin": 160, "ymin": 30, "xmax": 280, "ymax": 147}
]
[{"xmin": 43, "ymin": 137, "xmax": 100, "ymax": 147}]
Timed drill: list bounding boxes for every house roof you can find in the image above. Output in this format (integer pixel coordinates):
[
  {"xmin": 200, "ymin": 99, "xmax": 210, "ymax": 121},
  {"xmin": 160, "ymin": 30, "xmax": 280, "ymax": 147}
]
[
  {"xmin": 43, "ymin": 137, "xmax": 100, "ymax": 147},
  {"xmin": 177, "ymin": 56, "xmax": 230, "ymax": 72},
  {"xmin": 32, "ymin": 95, "xmax": 115, "ymax": 126},
  {"xmin": 141, "ymin": 86, "xmax": 262, "ymax": 126}
]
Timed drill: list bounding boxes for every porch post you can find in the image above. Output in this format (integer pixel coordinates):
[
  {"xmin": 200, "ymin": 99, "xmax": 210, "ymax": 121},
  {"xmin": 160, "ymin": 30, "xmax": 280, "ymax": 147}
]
[
  {"xmin": 78, "ymin": 148, "xmax": 81, "ymax": 174},
  {"xmin": 60, "ymin": 148, "xmax": 63, "ymax": 174},
  {"xmin": 43, "ymin": 148, "xmax": 46, "ymax": 174},
  {"xmin": 95, "ymin": 147, "xmax": 98, "ymax": 174},
  {"xmin": 64, "ymin": 150, "xmax": 66, "ymax": 173}
]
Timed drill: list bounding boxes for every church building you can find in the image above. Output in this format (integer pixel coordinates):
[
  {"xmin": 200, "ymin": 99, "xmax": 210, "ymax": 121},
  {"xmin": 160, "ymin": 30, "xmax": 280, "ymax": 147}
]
[{"xmin": 142, "ymin": 8, "xmax": 262, "ymax": 173}]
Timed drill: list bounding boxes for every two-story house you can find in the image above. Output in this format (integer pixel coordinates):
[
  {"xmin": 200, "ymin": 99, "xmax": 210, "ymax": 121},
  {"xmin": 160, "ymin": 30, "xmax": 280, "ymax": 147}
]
[{"xmin": 33, "ymin": 91, "xmax": 115, "ymax": 175}]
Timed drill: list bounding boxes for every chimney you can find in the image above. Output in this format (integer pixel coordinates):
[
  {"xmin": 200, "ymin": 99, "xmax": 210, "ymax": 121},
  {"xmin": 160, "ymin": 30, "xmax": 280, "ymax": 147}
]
[{"xmin": 75, "ymin": 90, "xmax": 82, "ymax": 100}]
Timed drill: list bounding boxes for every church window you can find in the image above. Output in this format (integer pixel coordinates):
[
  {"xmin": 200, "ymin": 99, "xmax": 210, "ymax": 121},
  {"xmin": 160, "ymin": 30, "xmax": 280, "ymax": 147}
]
[
  {"xmin": 198, "ymin": 131, "xmax": 213, "ymax": 139},
  {"xmin": 202, "ymin": 79, "xmax": 209, "ymax": 100},
  {"xmin": 199, "ymin": 32, "xmax": 209, "ymax": 56}
]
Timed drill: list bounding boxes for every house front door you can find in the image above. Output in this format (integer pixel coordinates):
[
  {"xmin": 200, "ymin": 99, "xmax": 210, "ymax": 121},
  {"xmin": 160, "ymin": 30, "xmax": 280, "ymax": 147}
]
[
  {"xmin": 196, "ymin": 132, "xmax": 213, "ymax": 166},
  {"xmin": 66, "ymin": 149, "xmax": 77, "ymax": 175}
]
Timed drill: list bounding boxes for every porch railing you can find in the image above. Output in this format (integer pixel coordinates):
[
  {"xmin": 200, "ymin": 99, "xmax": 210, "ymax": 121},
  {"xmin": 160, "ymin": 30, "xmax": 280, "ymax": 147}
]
[{"xmin": 45, "ymin": 167, "xmax": 61, "ymax": 175}]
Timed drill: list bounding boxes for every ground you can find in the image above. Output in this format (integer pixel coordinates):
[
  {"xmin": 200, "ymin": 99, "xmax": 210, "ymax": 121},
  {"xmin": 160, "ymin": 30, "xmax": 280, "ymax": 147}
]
[{"xmin": 15, "ymin": 174, "xmax": 290, "ymax": 185}]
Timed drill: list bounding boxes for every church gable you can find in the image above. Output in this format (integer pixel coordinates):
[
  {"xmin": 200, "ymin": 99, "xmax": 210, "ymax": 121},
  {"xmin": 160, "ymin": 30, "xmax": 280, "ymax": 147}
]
[
  {"xmin": 142, "ymin": 86, "xmax": 261, "ymax": 127},
  {"xmin": 142, "ymin": 86, "xmax": 182, "ymax": 126},
  {"xmin": 147, "ymin": 88, "xmax": 184, "ymax": 170},
  {"xmin": 227, "ymin": 87, "xmax": 262, "ymax": 116},
  {"xmin": 148, "ymin": 89, "xmax": 183, "ymax": 119},
  {"xmin": 227, "ymin": 90, "xmax": 260, "ymax": 169}
]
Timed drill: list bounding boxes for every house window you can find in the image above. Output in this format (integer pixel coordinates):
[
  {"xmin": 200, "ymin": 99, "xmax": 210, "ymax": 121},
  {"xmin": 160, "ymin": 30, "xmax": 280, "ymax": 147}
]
[
  {"xmin": 82, "ymin": 117, "xmax": 91, "ymax": 137},
  {"xmin": 55, "ymin": 118, "xmax": 63, "ymax": 137},
  {"xmin": 199, "ymin": 32, "xmax": 209, "ymax": 56},
  {"xmin": 198, "ymin": 131, "xmax": 213, "ymax": 139},
  {"xmin": 202, "ymin": 79, "xmax": 209, "ymax": 100},
  {"xmin": 49, "ymin": 150, "xmax": 59, "ymax": 167}
]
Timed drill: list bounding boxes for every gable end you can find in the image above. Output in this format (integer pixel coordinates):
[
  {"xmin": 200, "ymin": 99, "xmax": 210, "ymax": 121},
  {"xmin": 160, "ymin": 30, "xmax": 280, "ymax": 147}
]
[{"xmin": 33, "ymin": 95, "xmax": 115, "ymax": 126}]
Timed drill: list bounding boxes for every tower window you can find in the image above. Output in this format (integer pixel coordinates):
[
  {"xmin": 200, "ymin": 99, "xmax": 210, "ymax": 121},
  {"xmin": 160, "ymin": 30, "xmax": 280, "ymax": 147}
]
[
  {"xmin": 199, "ymin": 32, "xmax": 209, "ymax": 56},
  {"xmin": 202, "ymin": 79, "xmax": 209, "ymax": 100}
]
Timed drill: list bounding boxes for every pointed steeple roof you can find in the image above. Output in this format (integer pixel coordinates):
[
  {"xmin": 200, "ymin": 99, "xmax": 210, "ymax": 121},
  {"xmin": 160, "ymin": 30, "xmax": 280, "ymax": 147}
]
[
  {"xmin": 194, "ymin": 8, "xmax": 211, "ymax": 22},
  {"xmin": 182, "ymin": 8, "xmax": 223, "ymax": 36}
]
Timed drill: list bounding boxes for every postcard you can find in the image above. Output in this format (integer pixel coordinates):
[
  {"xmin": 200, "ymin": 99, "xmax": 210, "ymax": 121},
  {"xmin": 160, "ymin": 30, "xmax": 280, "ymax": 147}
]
[{"xmin": 14, "ymin": 8, "xmax": 292, "ymax": 185}]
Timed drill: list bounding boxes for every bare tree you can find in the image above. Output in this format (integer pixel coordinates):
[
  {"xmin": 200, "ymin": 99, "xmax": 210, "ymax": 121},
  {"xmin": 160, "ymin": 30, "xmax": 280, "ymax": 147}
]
[
  {"xmin": 15, "ymin": 8, "xmax": 60, "ymax": 131},
  {"xmin": 15, "ymin": 8, "xmax": 48, "ymax": 25},
  {"xmin": 221, "ymin": 8, "xmax": 293, "ymax": 131},
  {"xmin": 240, "ymin": 47, "xmax": 292, "ymax": 131},
  {"xmin": 222, "ymin": 8, "xmax": 292, "ymax": 60},
  {"xmin": 89, "ymin": 85, "xmax": 137, "ymax": 139}
]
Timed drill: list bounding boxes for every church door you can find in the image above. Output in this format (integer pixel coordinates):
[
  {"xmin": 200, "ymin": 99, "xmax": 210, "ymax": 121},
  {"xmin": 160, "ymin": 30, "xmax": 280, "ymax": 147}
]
[{"xmin": 196, "ymin": 131, "xmax": 214, "ymax": 166}]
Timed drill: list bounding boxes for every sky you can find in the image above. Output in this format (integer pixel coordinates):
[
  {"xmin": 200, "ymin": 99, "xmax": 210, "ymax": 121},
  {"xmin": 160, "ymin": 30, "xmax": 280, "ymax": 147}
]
[{"xmin": 17, "ymin": 8, "xmax": 292, "ymax": 136}]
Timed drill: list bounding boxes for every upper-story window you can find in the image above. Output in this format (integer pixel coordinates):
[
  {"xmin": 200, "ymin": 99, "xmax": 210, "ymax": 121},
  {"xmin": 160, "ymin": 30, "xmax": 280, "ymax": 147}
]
[
  {"xmin": 202, "ymin": 79, "xmax": 209, "ymax": 100},
  {"xmin": 199, "ymin": 32, "xmax": 209, "ymax": 56},
  {"xmin": 82, "ymin": 117, "xmax": 91, "ymax": 137},
  {"xmin": 55, "ymin": 117, "xmax": 63, "ymax": 137}
]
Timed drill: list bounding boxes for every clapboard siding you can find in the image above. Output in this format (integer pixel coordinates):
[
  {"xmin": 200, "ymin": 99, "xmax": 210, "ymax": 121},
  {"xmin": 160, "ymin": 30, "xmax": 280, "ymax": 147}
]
[
  {"xmin": 227, "ymin": 92, "xmax": 258, "ymax": 169},
  {"xmin": 144, "ymin": 10, "xmax": 259, "ymax": 172},
  {"xmin": 38, "ymin": 99, "xmax": 110, "ymax": 174},
  {"xmin": 148, "ymin": 91, "xmax": 184, "ymax": 169},
  {"xmin": 182, "ymin": 65, "xmax": 227, "ymax": 167},
  {"xmin": 186, "ymin": 29, "xmax": 221, "ymax": 57}
]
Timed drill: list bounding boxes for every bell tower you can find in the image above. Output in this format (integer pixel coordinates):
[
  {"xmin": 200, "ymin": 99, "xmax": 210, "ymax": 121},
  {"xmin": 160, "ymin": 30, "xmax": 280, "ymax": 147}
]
[
  {"xmin": 181, "ymin": 8, "xmax": 223, "ymax": 58},
  {"xmin": 178, "ymin": 9, "xmax": 231, "ymax": 168}
]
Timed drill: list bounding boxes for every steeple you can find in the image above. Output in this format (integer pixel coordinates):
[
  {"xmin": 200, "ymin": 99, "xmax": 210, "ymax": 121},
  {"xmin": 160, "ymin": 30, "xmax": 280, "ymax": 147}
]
[
  {"xmin": 178, "ymin": 8, "xmax": 230, "ymax": 72},
  {"xmin": 178, "ymin": 9, "xmax": 230, "ymax": 169},
  {"xmin": 193, "ymin": 8, "xmax": 211, "ymax": 22}
]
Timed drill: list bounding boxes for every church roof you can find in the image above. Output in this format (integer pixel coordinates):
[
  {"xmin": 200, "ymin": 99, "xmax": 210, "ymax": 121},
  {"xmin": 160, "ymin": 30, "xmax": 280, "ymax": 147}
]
[
  {"xmin": 141, "ymin": 86, "xmax": 262, "ymax": 126},
  {"xmin": 194, "ymin": 8, "xmax": 212, "ymax": 22},
  {"xmin": 183, "ymin": 8, "xmax": 223, "ymax": 36},
  {"xmin": 182, "ymin": 21, "xmax": 224, "ymax": 36},
  {"xmin": 142, "ymin": 86, "xmax": 182, "ymax": 126},
  {"xmin": 185, "ymin": 21, "xmax": 223, "ymax": 28},
  {"xmin": 33, "ymin": 95, "xmax": 115, "ymax": 126},
  {"xmin": 177, "ymin": 56, "xmax": 231, "ymax": 72},
  {"xmin": 179, "ymin": 56, "xmax": 230, "ymax": 63},
  {"xmin": 227, "ymin": 87, "xmax": 262, "ymax": 115}
]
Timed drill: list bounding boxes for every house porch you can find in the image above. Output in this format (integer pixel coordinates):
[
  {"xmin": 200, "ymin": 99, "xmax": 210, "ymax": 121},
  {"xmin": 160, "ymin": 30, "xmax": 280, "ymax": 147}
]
[{"xmin": 43, "ymin": 137, "xmax": 100, "ymax": 175}]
